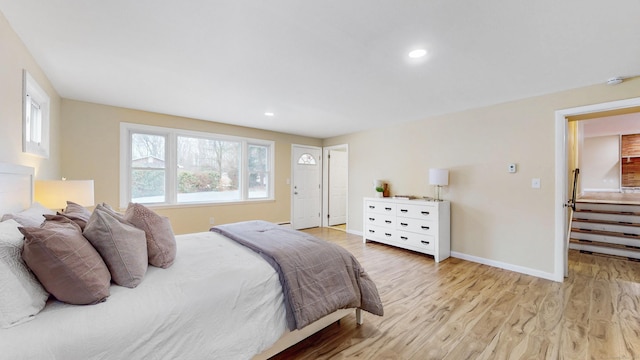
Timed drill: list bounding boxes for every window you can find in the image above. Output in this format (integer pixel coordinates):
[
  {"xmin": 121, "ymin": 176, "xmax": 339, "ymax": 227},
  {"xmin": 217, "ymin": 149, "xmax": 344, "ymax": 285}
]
[
  {"xmin": 120, "ymin": 123, "xmax": 274, "ymax": 207},
  {"xmin": 131, "ymin": 133, "xmax": 166, "ymax": 204},
  {"xmin": 22, "ymin": 70, "xmax": 50, "ymax": 158}
]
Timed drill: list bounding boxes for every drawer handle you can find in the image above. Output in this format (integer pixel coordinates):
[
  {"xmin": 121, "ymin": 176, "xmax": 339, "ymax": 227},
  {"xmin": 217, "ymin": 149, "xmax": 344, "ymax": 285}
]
[
  {"xmin": 400, "ymin": 236, "xmax": 408, "ymax": 240},
  {"xmin": 369, "ymin": 205, "xmax": 375, "ymax": 209},
  {"xmin": 421, "ymin": 240, "xmax": 430, "ymax": 245},
  {"xmin": 421, "ymin": 211, "xmax": 430, "ymax": 215},
  {"xmin": 385, "ymin": 220, "xmax": 392, "ymax": 224},
  {"xmin": 385, "ymin": 207, "xmax": 392, "ymax": 211},
  {"xmin": 368, "ymin": 229, "xmax": 375, "ymax": 233},
  {"xmin": 400, "ymin": 223, "xmax": 408, "ymax": 227},
  {"xmin": 369, "ymin": 217, "xmax": 375, "ymax": 221},
  {"xmin": 400, "ymin": 209, "xmax": 408, "ymax": 213},
  {"xmin": 421, "ymin": 226, "xmax": 430, "ymax": 230},
  {"xmin": 385, "ymin": 233, "xmax": 392, "ymax": 237}
]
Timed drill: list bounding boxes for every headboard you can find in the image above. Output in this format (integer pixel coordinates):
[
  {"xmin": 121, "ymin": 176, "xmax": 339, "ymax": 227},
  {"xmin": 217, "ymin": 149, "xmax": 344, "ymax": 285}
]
[{"xmin": 0, "ymin": 162, "xmax": 35, "ymax": 215}]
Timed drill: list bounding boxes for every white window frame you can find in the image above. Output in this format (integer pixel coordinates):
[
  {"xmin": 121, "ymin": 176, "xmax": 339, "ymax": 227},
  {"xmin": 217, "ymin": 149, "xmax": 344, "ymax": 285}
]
[
  {"xmin": 119, "ymin": 122, "xmax": 275, "ymax": 208},
  {"xmin": 22, "ymin": 70, "xmax": 50, "ymax": 158}
]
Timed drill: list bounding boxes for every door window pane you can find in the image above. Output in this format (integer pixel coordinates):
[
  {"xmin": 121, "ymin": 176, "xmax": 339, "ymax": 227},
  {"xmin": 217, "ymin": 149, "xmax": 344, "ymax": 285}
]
[{"xmin": 297, "ymin": 153, "xmax": 316, "ymax": 165}]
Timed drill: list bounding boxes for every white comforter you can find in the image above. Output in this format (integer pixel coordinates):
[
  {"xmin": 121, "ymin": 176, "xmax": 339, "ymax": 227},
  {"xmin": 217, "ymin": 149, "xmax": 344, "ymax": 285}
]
[{"xmin": 0, "ymin": 231, "xmax": 287, "ymax": 360}]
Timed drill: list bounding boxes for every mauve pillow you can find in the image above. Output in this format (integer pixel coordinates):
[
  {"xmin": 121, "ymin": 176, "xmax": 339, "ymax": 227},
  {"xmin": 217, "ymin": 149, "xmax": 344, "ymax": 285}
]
[
  {"xmin": 124, "ymin": 203, "xmax": 176, "ymax": 268},
  {"xmin": 99, "ymin": 203, "xmax": 126, "ymax": 222},
  {"xmin": 0, "ymin": 219, "xmax": 49, "ymax": 328},
  {"xmin": 83, "ymin": 205, "xmax": 148, "ymax": 288},
  {"xmin": 19, "ymin": 215, "xmax": 111, "ymax": 305},
  {"xmin": 58, "ymin": 201, "xmax": 92, "ymax": 230}
]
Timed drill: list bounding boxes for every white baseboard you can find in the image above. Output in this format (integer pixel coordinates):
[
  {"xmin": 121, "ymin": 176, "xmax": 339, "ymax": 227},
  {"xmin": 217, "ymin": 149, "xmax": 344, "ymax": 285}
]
[
  {"xmin": 348, "ymin": 229, "xmax": 362, "ymax": 237},
  {"xmin": 450, "ymin": 251, "xmax": 560, "ymax": 282}
]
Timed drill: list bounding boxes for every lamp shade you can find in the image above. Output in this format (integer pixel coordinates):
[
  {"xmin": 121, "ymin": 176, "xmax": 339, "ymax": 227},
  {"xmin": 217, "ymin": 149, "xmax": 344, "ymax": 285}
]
[
  {"xmin": 429, "ymin": 169, "xmax": 449, "ymax": 186},
  {"xmin": 35, "ymin": 180, "xmax": 95, "ymax": 210}
]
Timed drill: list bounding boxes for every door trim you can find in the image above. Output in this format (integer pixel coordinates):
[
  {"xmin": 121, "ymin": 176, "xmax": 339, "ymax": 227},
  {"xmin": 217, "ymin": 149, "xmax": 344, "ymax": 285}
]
[
  {"xmin": 555, "ymin": 96, "xmax": 640, "ymax": 282},
  {"xmin": 322, "ymin": 144, "xmax": 349, "ymax": 228}
]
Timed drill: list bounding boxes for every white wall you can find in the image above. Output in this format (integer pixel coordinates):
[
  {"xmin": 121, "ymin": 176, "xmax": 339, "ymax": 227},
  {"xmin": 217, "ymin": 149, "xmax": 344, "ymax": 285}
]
[{"xmin": 582, "ymin": 136, "xmax": 620, "ymax": 191}]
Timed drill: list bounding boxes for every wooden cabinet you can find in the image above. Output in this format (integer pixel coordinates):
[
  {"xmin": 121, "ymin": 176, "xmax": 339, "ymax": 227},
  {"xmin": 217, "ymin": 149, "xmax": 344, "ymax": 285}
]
[
  {"xmin": 621, "ymin": 134, "xmax": 640, "ymax": 187},
  {"xmin": 363, "ymin": 197, "xmax": 450, "ymax": 262}
]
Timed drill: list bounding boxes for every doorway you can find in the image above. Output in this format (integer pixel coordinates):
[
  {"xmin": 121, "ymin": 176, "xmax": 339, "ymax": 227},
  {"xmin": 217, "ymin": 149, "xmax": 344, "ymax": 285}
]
[
  {"xmin": 322, "ymin": 145, "xmax": 348, "ymax": 230},
  {"xmin": 555, "ymin": 97, "xmax": 640, "ymax": 280}
]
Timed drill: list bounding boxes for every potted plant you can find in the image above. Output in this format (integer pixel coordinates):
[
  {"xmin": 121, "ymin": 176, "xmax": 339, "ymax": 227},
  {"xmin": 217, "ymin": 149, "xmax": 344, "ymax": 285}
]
[{"xmin": 375, "ymin": 186, "xmax": 384, "ymax": 198}]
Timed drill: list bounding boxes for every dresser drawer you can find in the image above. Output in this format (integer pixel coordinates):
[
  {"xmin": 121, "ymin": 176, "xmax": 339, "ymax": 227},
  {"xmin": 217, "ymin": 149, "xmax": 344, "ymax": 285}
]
[
  {"xmin": 396, "ymin": 203, "xmax": 437, "ymax": 220},
  {"xmin": 364, "ymin": 213, "xmax": 395, "ymax": 228},
  {"xmin": 397, "ymin": 231, "xmax": 435, "ymax": 252},
  {"xmin": 396, "ymin": 218, "xmax": 436, "ymax": 235},
  {"xmin": 364, "ymin": 225, "xmax": 396, "ymax": 241},
  {"xmin": 365, "ymin": 201, "xmax": 396, "ymax": 215}
]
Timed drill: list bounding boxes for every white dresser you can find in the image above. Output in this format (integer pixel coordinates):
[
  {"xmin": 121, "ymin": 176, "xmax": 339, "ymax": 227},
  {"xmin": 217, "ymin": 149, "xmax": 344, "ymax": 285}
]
[{"xmin": 363, "ymin": 197, "xmax": 451, "ymax": 262}]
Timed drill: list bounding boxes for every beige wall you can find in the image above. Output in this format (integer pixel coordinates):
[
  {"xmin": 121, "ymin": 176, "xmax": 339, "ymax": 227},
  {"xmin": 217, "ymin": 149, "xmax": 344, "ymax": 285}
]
[
  {"xmin": 0, "ymin": 11, "xmax": 61, "ymax": 179},
  {"xmin": 60, "ymin": 99, "xmax": 322, "ymax": 234},
  {"xmin": 325, "ymin": 78, "xmax": 640, "ymax": 276}
]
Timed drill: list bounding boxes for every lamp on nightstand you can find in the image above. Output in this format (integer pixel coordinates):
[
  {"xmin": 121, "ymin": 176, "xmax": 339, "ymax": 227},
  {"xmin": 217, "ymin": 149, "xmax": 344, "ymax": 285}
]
[
  {"xmin": 429, "ymin": 169, "xmax": 449, "ymax": 201},
  {"xmin": 35, "ymin": 179, "xmax": 95, "ymax": 210}
]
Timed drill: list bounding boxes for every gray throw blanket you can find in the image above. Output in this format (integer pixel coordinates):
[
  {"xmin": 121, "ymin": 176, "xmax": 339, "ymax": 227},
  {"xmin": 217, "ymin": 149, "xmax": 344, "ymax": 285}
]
[{"xmin": 211, "ymin": 220, "xmax": 384, "ymax": 330}]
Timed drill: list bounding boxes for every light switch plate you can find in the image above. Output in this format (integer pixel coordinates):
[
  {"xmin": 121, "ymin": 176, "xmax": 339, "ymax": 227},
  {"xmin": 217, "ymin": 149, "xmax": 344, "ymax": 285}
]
[{"xmin": 508, "ymin": 164, "xmax": 517, "ymax": 173}]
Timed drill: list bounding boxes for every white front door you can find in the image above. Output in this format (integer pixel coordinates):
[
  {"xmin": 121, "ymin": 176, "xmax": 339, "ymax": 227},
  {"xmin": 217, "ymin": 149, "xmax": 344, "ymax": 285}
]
[
  {"xmin": 291, "ymin": 145, "xmax": 322, "ymax": 229},
  {"xmin": 328, "ymin": 149, "xmax": 347, "ymax": 226}
]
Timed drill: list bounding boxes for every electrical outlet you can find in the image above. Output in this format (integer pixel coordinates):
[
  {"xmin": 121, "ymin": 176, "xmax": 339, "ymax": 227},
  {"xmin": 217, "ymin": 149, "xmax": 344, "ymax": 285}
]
[
  {"xmin": 508, "ymin": 163, "xmax": 517, "ymax": 173},
  {"xmin": 209, "ymin": 217, "xmax": 215, "ymax": 225}
]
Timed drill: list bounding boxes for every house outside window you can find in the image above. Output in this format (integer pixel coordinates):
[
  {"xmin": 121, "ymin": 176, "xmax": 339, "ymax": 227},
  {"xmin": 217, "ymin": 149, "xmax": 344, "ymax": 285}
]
[{"xmin": 120, "ymin": 123, "xmax": 274, "ymax": 208}]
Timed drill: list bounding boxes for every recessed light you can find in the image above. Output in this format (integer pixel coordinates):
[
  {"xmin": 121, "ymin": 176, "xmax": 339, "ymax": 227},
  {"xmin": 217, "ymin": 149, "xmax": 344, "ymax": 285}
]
[
  {"xmin": 264, "ymin": 112, "xmax": 275, "ymax": 117},
  {"xmin": 408, "ymin": 49, "xmax": 427, "ymax": 58}
]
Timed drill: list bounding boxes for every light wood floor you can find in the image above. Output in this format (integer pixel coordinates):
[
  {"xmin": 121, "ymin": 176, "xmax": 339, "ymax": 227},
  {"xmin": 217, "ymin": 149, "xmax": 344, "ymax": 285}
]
[{"xmin": 272, "ymin": 228, "xmax": 640, "ymax": 360}]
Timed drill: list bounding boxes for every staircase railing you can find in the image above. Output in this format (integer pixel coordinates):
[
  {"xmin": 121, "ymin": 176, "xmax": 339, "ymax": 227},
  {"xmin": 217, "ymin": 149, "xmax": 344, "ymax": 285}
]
[
  {"xmin": 565, "ymin": 168, "xmax": 579, "ymax": 277},
  {"xmin": 567, "ymin": 168, "xmax": 579, "ymax": 211}
]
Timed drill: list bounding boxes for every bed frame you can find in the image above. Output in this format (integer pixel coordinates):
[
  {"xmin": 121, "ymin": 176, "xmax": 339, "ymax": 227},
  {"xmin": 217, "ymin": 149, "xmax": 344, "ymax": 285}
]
[{"xmin": 0, "ymin": 162, "xmax": 363, "ymax": 359}]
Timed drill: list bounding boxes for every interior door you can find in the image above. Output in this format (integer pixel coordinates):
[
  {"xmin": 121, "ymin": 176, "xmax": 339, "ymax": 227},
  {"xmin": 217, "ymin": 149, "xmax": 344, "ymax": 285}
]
[
  {"xmin": 328, "ymin": 149, "xmax": 347, "ymax": 226},
  {"xmin": 291, "ymin": 145, "xmax": 322, "ymax": 229}
]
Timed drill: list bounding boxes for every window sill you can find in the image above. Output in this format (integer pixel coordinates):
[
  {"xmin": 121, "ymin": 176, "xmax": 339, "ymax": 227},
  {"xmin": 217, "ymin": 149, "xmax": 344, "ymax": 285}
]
[{"xmin": 118, "ymin": 198, "xmax": 275, "ymax": 211}]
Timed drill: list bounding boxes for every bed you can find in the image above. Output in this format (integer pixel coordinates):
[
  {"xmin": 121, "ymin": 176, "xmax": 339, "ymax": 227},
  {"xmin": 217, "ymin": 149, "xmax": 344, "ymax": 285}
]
[{"xmin": 0, "ymin": 162, "xmax": 383, "ymax": 359}]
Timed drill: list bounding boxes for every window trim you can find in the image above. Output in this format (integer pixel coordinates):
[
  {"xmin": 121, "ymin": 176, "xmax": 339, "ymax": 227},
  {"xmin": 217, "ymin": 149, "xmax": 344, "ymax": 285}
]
[
  {"xmin": 22, "ymin": 70, "xmax": 50, "ymax": 158},
  {"xmin": 119, "ymin": 122, "xmax": 275, "ymax": 208}
]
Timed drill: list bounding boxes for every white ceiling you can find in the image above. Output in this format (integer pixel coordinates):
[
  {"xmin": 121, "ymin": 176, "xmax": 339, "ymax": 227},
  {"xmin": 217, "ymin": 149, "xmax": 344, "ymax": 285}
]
[{"xmin": 1, "ymin": 1, "xmax": 639, "ymax": 139}]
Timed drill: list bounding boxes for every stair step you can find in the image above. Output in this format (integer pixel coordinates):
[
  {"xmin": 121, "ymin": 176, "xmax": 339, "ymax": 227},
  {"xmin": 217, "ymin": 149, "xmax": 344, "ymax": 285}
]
[
  {"xmin": 571, "ymin": 219, "xmax": 640, "ymax": 236},
  {"xmin": 569, "ymin": 239, "xmax": 640, "ymax": 260},
  {"xmin": 572, "ymin": 248, "xmax": 640, "ymax": 262},
  {"xmin": 575, "ymin": 208, "xmax": 640, "ymax": 216},
  {"xmin": 573, "ymin": 210, "xmax": 640, "ymax": 224},
  {"xmin": 575, "ymin": 201, "xmax": 640, "ymax": 213},
  {"xmin": 572, "ymin": 218, "xmax": 640, "ymax": 228},
  {"xmin": 570, "ymin": 229, "xmax": 640, "ymax": 247}
]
